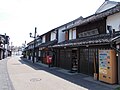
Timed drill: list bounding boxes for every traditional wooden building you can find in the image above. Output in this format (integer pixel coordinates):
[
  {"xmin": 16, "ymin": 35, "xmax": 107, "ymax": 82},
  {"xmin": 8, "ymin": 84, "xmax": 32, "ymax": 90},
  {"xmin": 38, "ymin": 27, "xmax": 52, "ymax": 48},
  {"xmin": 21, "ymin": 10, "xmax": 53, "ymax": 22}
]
[
  {"xmin": 0, "ymin": 34, "xmax": 10, "ymax": 59},
  {"xmin": 52, "ymin": 18, "xmax": 107, "ymax": 74},
  {"xmin": 51, "ymin": 0, "xmax": 120, "ymax": 84},
  {"xmin": 23, "ymin": 0, "xmax": 120, "ymax": 84},
  {"xmin": 25, "ymin": 36, "xmax": 42, "ymax": 62},
  {"xmin": 24, "ymin": 29, "xmax": 58, "ymax": 64},
  {"xmin": 25, "ymin": 41, "xmax": 34, "ymax": 61},
  {"xmin": 37, "ymin": 29, "xmax": 58, "ymax": 64}
]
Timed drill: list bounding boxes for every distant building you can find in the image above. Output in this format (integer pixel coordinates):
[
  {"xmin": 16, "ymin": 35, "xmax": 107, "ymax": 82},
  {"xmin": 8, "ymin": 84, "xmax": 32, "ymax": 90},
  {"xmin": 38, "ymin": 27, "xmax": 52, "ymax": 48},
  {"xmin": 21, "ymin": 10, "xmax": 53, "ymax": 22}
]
[
  {"xmin": 0, "ymin": 34, "xmax": 11, "ymax": 59},
  {"xmin": 0, "ymin": 35, "xmax": 5, "ymax": 59}
]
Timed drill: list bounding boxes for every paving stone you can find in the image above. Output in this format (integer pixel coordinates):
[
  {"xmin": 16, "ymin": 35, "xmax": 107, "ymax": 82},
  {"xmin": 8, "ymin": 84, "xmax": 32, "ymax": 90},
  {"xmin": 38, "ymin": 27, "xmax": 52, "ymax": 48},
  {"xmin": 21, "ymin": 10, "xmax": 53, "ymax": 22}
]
[{"xmin": 0, "ymin": 58, "xmax": 14, "ymax": 90}]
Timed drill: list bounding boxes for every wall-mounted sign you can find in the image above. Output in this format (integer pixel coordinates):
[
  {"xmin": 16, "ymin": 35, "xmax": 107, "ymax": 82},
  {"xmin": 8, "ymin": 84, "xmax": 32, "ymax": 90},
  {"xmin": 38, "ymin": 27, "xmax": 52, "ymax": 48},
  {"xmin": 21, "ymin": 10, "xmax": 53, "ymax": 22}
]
[{"xmin": 78, "ymin": 29, "xmax": 99, "ymax": 38}]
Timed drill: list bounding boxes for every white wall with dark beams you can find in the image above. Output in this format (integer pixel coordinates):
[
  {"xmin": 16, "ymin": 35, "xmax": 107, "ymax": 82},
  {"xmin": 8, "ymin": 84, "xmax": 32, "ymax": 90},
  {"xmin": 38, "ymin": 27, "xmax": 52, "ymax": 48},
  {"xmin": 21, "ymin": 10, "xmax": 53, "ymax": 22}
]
[
  {"xmin": 50, "ymin": 31, "xmax": 57, "ymax": 41},
  {"xmin": 58, "ymin": 26, "xmax": 66, "ymax": 43},
  {"xmin": 69, "ymin": 28, "xmax": 76, "ymax": 40},
  {"xmin": 42, "ymin": 35, "xmax": 46, "ymax": 43}
]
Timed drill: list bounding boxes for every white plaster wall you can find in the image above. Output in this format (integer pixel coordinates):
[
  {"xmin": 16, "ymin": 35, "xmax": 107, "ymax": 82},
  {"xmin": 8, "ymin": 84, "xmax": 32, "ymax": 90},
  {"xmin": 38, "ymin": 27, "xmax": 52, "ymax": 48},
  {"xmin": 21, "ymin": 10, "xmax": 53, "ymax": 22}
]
[
  {"xmin": 96, "ymin": 1, "xmax": 118, "ymax": 14},
  {"xmin": 69, "ymin": 29, "xmax": 76, "ymax": 40},
  {"xmin": 73, "ymin": 29, "xmax": 76, "ymax": 39},
  {"xmin": 27, "ymin": 56, "xmax": 29, "ymax": 59},
  {"xmin": 39, "ymin": 51, "xmax": 41, "ymax": 57},
  {"xmin": 31, "ymin": 56, "xmax": 32, "ymax": 61},
  {"xmin": 58, "ymin": 29, "xmax": 65, "ymax": 43},
  {"xmin": 107, "ymin": 12, "xmax": 120, "ymax": 33},
  {"xmin": 42, "ymin": 35, "xmax": 45, "ymax": 43},
  {"xmin": 69, "ymin": 29, "xmax": 72, "ymax": 40},
  {"xmin": 34, "ymin": 57, "xmax": 36, "ymax": 62},
  {"xmin": 50, "ymin": 32, "xmax": 56, "ymax": 41}
]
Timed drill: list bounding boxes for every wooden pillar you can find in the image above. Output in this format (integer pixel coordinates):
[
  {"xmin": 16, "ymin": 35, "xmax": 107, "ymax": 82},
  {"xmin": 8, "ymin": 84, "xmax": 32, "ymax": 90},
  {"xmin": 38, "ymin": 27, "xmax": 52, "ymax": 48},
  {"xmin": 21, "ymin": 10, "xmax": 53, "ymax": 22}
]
[
  {"xmin": 78, "ymin": 47, "xmax": 80, "ymax": 73},
  {"xmin": 57, "ymin": 49, "xmax": 60, "ymax": 67}
]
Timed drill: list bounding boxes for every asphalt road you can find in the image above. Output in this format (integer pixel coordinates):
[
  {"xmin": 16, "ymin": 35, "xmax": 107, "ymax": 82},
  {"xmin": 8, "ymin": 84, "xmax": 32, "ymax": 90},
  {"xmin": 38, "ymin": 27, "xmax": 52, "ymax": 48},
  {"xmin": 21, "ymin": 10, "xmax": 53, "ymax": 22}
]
[{"xmin": 0, "ymin": 56, "xmax": 119, "ymax": 90}]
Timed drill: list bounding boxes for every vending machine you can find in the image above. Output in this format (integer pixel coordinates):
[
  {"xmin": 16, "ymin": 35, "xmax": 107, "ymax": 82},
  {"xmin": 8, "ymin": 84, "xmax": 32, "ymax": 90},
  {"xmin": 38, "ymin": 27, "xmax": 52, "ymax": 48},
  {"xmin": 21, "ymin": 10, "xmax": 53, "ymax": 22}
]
[{"xmin": 99, "ymin": 50, "xmax": 117, "ymax": 84}]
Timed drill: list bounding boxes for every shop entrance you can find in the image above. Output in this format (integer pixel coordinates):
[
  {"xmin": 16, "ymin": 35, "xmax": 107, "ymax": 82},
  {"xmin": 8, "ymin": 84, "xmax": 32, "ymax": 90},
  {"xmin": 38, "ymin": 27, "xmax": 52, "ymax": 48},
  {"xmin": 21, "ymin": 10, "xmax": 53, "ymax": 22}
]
[
  {"xmin": 79, "ymin": 48, "xmax": 98, "ymax": 76},
  {"xmin": 71, "ymin": 48, "xmax": 78, "ymax": 72}
]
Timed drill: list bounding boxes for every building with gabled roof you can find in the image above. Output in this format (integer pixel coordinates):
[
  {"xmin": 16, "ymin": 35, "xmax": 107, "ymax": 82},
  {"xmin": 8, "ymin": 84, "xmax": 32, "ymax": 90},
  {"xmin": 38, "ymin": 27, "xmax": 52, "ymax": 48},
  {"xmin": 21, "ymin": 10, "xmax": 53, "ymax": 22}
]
[{"xmin": 23, "ymin": 0, "xmax": 120, "ymax": 84}]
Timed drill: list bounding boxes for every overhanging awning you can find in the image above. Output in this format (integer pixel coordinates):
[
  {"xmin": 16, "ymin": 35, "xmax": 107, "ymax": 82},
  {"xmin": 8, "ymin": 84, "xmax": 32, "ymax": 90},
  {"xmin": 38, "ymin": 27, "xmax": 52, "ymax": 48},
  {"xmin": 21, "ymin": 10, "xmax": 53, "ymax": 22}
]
[
  {"xmin": 52, "ymin": 33, "xmax": 120, "ymax": 48},
  {"xmin": 38, "ymin": 40, "xmax": 57, "ymax": 48}
]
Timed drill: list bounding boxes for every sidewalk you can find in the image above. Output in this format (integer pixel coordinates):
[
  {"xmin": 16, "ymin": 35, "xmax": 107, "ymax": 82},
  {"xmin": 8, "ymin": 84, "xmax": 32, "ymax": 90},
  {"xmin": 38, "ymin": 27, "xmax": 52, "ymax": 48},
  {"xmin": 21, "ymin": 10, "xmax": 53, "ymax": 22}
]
[
  {"xmin": 22, "ymin": 57, "xmax": 120, "ymax": 90},
  {"xmin": 0, "ymin": 58, "xmax": 14, "ymax": 90}
]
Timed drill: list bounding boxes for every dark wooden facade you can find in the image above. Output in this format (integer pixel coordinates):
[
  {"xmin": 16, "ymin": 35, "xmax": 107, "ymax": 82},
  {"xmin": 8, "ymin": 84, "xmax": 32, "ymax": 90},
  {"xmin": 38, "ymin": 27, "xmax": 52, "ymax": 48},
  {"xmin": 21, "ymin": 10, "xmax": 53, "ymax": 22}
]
[
  {"xmin": 76, "ymin": 19, "xmax": 106, "ymax": 38},
  {"xmin": 36, "ymin": 31, "xmax": 58, "ymax": 64},
  {"xmin": 0, "ymin": 35, "xmax": 7, "ymax": 60},
  {"xmin": 53, "ymin": 18, "xmax": 110, "ymax": 76},
  {"xmin": 45, "ymin": 33, "xmax": 51, "ymax": 42},
  {"xmin": 78, "ymin": 45, "xmax": 111, "ymax": 76},
  {"xmin": 54, "ymin": 43, "xmax": 112, "ymax": 76}
]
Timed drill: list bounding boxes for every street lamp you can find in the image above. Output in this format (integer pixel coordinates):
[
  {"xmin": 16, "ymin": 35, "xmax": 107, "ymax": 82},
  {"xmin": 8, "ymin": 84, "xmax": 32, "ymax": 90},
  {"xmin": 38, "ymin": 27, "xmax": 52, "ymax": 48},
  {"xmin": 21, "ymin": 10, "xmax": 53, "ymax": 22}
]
[{"xmin": 29, "ymin": 27, "xmax": 37, "ymax": 63}]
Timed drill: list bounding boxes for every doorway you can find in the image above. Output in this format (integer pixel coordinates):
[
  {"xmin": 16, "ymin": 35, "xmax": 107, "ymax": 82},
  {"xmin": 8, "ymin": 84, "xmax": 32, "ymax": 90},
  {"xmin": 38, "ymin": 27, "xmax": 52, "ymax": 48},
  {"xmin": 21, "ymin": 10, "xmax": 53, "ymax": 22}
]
[{"xmin": 71, "ymin": 49, "xmax": 78, "ymax": 72}]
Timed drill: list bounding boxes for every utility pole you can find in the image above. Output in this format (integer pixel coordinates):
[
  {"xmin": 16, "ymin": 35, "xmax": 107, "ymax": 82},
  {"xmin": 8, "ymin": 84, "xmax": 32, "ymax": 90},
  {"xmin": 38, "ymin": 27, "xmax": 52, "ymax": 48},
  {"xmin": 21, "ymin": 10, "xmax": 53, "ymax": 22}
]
[{"xmin": 29, "ymin": 27, "xmax": 37, "ymax": 63}]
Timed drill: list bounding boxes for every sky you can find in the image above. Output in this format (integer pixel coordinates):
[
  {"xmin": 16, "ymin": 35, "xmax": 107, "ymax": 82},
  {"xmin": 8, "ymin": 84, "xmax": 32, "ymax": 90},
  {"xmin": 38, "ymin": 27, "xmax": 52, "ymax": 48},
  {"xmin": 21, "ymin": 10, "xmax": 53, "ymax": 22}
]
[{"xmin": 0, "ymin": 0, "xmax": 120, "ymax": 46}]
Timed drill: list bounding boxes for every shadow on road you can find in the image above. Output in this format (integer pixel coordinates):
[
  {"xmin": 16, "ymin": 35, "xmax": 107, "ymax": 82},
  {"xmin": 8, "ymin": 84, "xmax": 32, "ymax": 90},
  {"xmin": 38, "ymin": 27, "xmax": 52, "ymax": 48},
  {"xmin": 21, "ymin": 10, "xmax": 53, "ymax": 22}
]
[{"xmin": 19, "ymin": 57, "xmax": 113, "ymax": 90}]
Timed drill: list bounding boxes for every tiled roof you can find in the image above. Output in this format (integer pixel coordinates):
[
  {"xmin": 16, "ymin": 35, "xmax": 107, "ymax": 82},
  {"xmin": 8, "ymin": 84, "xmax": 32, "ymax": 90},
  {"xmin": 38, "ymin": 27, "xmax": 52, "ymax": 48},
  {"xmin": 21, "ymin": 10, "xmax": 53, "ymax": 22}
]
[
  {"xmin": 63, "ymin": 4, "xmax": 120, "ymax": 31},
  {"xmin": 52, "ymin": 32, "xmax": 120, "ymax": 47},
  {"xmin": 24, "ymin": 40, "xmax": 57, "ymax": 50},
  {"xmin": 38, "ymin": 40, "xmax": 57, "ymax": 48}
]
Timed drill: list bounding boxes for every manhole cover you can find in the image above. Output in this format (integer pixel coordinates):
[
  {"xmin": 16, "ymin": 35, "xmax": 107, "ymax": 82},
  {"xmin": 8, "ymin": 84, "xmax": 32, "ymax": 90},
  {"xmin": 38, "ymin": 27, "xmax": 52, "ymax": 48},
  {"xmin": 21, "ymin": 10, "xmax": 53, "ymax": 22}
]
[
  {"xmin": 12, "ymin": 63, "xmax": 21, "ymax": 65},
  {"xmin": 30, "ymin": 78, "xmax": 41, "ymax": 82}
]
